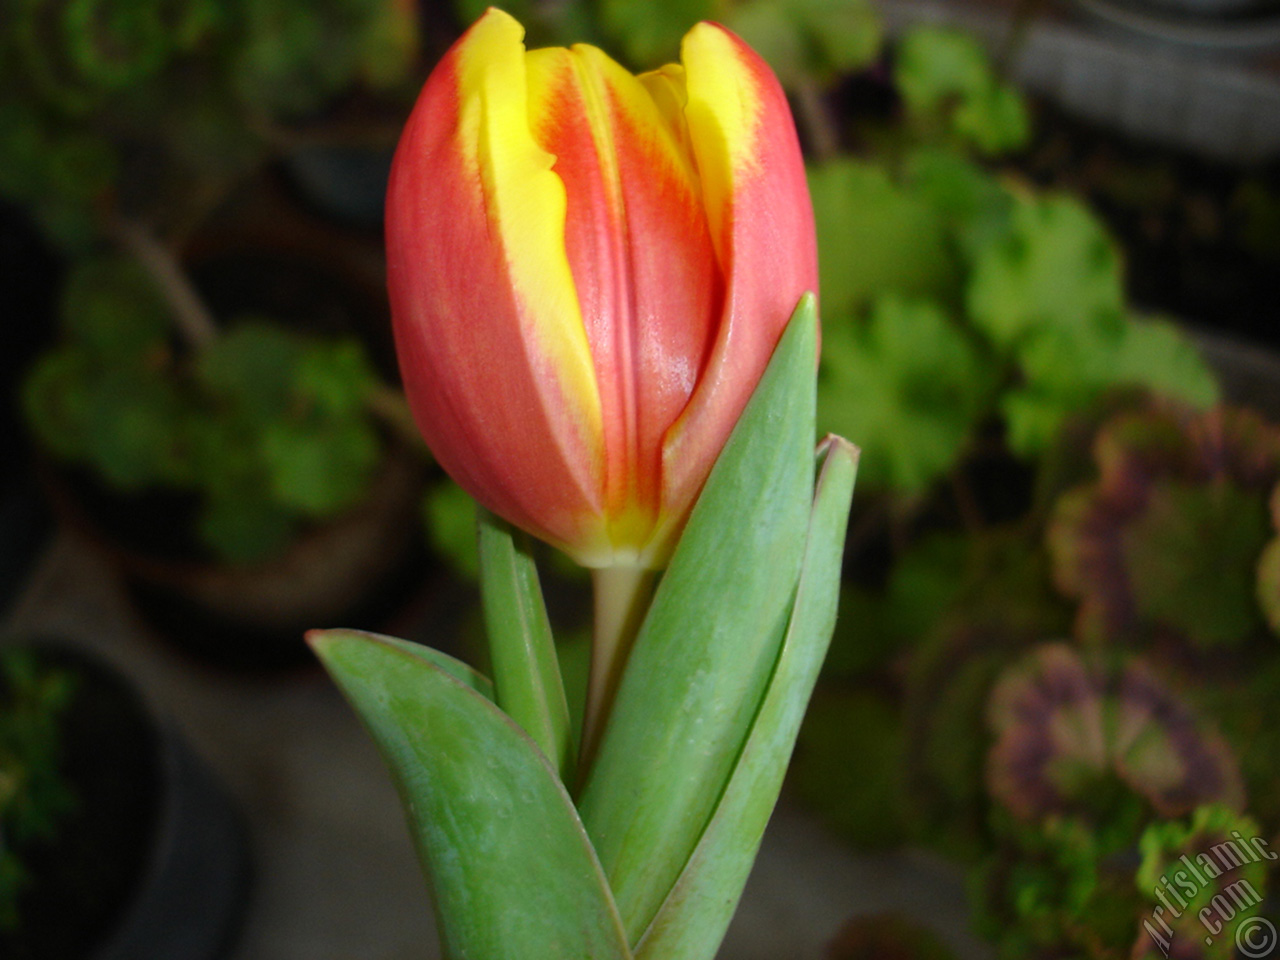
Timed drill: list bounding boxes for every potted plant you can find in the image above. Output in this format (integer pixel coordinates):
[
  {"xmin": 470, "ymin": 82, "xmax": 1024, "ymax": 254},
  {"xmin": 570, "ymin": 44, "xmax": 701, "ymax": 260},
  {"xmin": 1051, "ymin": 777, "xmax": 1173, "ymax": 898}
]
[
  {"xmin": 1, "ymin": 0, "xmax": 442, "ymax": 670},
  {"xmin": 0, "ymin": 638, "xmax": 250, "ymax": 959},
  {"xmin": 21, "ymin": 242, "xmax": 431, "ymax": 671}
]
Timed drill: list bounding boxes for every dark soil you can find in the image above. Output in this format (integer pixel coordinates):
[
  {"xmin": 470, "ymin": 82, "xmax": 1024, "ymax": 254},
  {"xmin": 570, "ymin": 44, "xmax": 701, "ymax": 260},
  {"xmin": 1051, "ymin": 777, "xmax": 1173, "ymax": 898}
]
[{"xmin": 122, "ymin": 536, "xmax": 435, "ymax": 676}]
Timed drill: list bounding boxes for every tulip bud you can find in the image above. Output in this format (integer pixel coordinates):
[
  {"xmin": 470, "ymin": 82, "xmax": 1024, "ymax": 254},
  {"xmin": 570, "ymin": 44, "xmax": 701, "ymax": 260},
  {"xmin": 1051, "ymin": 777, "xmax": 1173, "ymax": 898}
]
[{"xmin": 387, "ymin": 8, "xmax": 817, "ymax": 568}]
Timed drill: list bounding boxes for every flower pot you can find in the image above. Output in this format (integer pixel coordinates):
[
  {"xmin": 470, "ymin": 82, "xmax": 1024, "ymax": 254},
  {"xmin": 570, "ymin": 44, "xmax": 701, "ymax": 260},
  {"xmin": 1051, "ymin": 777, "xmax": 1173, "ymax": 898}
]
[
  {"xmin": 0, "ymin": 201, "xmax": 59, "ymax": 616},
  {"xmin": 1071, "ymin": 0, "xmax": 1280, "ymax": 49},
  {"xmin": 40, "ymin": 441, "xmax": 432, "ymax": 675},
  {"xmin": 281, "ymin": 143, "xmax": 395, "ymax": 230},
  {"xmin": 0, "ymin": 640, "xmax": 251, "ymax": 960},
  {"xmin": 28, "ymin": 207, "xmax": 437, "ymax": 674}
]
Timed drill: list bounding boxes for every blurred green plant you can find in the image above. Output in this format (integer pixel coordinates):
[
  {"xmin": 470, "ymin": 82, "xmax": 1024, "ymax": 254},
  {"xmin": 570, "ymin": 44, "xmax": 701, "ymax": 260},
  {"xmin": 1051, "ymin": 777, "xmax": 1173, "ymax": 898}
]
[
  {"xmin": 986, "ymin": 644, "xmax": 1244, "ymax": 828},
  {"xmin": 0, "ymin": 649, "xmax": 78, "ymax": 932},
  {"xmin": 422, "ymin": 480, "xmax": 481, "ymax": 580},
  {"xmin": 7, "ymin": 2, "xmax": 1273, "ymax": 957},
  {"xmin": 788, "ymin": 688, "xmax": 911, "ymax": 850},
  {"xmin": 6, "ymin": 0, "xmax": 425, "ymax": 569},
  {"xmin": 813, "ymin": 159, "xmax": 1219, "ymax": 493},
  {"xmin": 690, "ymin": 10, "xmax": 1200, "ymax": 516},
  {"xmin": 973, "ymin": 811, "xmax": 1142, "ymax": 960},
  {"xmin": 0, "ymin": 0, "xmax": 420, "ymax": 250},
  {"xmin": 1133, "ymin": 805, "xmax": 1271, "ymax": 960},
  {"xmin": 970, "ymin": 640, "xmax": 1251, "ymax": 960},
  {"xmin": 23, "ymin": 255, "xmax": 389, "ymax": 565},
  {"xmin": 1048, "ymin": 404, "xmax": 1280, "ymax": 650}
]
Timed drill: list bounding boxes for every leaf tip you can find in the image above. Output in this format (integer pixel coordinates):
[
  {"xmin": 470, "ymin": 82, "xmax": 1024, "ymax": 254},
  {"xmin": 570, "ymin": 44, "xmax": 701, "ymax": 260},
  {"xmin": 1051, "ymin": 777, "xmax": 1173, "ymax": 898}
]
[
  {"xmin": 305, "ymin": 627, "xmax": 367, "ymax": 670},
  {"xmin": 817, "ymin": 433, "xmax": 860, "ymax": 466},
  {"xmin": 305, "ymin": 627, "xmax": 336, "ymax": 654}
]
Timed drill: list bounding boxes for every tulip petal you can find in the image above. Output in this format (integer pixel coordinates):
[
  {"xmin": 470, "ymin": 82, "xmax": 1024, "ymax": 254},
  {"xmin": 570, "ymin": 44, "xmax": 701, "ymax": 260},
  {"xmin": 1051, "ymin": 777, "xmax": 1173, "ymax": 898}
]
[
  {"xmin": 386, "ymin": 9, "xmax": 611, "ymax": 561},
  {"xmin": 658, "ymin": 22, "xmax": 819, "ymax": 556},
  {"xmin": 524, "ymin": 42, "xmax": 722, "ymax": 561}
]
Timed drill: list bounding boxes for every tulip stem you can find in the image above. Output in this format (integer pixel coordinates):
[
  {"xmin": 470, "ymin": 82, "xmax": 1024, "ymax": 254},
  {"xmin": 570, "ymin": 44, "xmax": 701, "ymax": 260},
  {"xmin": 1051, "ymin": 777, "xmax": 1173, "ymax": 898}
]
[{"xmin": 582, "ymin": 565, "xmax": 655, "ymax": 771}]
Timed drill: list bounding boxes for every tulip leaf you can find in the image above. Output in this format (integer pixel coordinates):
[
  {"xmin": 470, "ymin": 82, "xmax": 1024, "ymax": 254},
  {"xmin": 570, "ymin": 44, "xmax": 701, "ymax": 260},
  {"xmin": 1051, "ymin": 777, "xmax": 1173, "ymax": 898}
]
[
  {"xmin": 308, "ymin": 629, "xmax": 631, "ymax": 960},
  {"xmin": 478, "ymin": 509, "xmax": 576, "ymax": 783},
  {"xmin": 311, "ymin": 627, "xmax": 495, "ymax": 700},
  {"xmin": 578, "ymin": 295, "xmax": 818, "ymax": 944},
  {"xmin": 634, "ymin": 436, "xmax": 858, "ymax": 960}
]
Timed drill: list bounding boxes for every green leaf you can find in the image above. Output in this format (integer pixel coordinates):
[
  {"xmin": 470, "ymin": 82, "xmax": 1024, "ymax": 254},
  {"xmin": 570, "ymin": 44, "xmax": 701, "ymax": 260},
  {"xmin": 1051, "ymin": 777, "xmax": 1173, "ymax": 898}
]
[
  {"xmin": 798, "ymin": 0, "xmax": 883, "ymax": 77},
  {"xmin": 809, "ymin": 159, "xmax": 958, "ymax": 320},
  {"xmin": 63, "ymin": 0, "xmax": 169, "ymax": 88},
  {"xmin": 22, "ymin": 349, "xmax": 98, "ymax": 461},
  {"xmin": 634, "ymin": 437, "xmax": 858, "ymax": 960},
  {"xmin": 1258, "ymin": 533, "xmax": 1280, "ymax": 638},
  {"xmin": 904, "ymin": 148, "xmax": 1015, "ymax": 261},
  {"xmin": 894, "ymin": 27, "xmax": 1028, "ymax": 155},
  {"xmin": 477, "ymin": 510, "xmax": 575, "ymax": 784},
  {"xmin": 357, "ymin": 0, "xmax": 418, "ymax": 89},
  {"xmin": 728, "ymin": 0, "xmax": 882, "ymax": 86},
  {"xmin": 81, "ymin": 370, "xmax": 188, "ymax": 489},
  {"xmin": 199, "ymin": 486, "xmax": 296, "ymax": 565},
  {"xmin": 423, "ymin": 480, "xmax": 480, "ymax": 578},
  {"xmin": 309, "ymin": 630, "xmax": 632, "ymax": 960},
  {"xmin": 1001, "ymin": 320, "xmax": 1126, "ymax": 456},
  {"xmin": 967, "ymin": 193, "xmax": 1125, "ymax": 350},
  {"xmin": 60, "ymin": 255, "xmax": 170, "ymax": 356},
  {"xmin": 895, "ymin": 27, "xmax": 991, "ymax": 113},
  {"xmin": 725, "ymin": 2, "xmax": 806, "ymax": 83},
  {"xmin": 952, "ymin": 78, "xmax": 1029, "ymax": 156},
  {"xmin": 294, "ymin": 339, "xmax": 379, "ymax": 417},
  {"xmin": 1001, "ymin": 387, "xmax": 1079, "ymax": 458},
  {"xmin": 1124, "ymin": 479, "xmax": 1270, "ymax": 650},
  {"xmin": 1002, "ymin": 316, "xmax": 1219, "ymax": 457},
  {"xmin": 259, "ymin": 418, "xmax": 380, "ymax": 516},
  {"xmin": 818, "ymin": 294, "xmax": 995, "ymax": 492},
  {"xmin": 578, "ymin": 295, "xmax": 818, "ymax": 944},
  {"xmin": 24, "ymin": 348, "xmax": 190, "ymax": 491},
  {"xmin": 320, "ymin": 628, "xmax": 494, "ymax": 699},
  {"xmin": 183, "ymin": 412, "xmax": 260, "ymax": 496},
  {"xmin": 194, "ymin": 319, "xmax": 302, "ymax": 418},
  {"xmin": 1107, "ymin": 316, "xmax": 1220, "ymax": 409}
]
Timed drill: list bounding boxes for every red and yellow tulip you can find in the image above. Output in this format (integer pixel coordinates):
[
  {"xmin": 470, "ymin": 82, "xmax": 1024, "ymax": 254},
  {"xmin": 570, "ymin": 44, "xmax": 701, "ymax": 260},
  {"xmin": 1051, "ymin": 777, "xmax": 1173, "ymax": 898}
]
[{"xmin": 386, "ymin": 7, "xmax": 817, "ymax": 568}]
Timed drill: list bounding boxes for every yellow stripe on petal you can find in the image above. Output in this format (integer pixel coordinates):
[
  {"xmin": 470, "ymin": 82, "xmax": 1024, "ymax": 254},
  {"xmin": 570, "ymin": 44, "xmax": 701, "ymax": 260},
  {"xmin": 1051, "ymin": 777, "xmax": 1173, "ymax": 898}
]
[
  {"xmin": 638, "ymin": 64, "xmax": 693, "ymax": 163},
  {"xmin": 523, "ymin": 36, "xmax": 715, "ymax": 562},
  {"xmin": 679, "ymin": 22, "xmax": 764, "ymax": 263},
  {"xmin": 454, "ymin": 10, "xmax": 603, "ymax": 450}
]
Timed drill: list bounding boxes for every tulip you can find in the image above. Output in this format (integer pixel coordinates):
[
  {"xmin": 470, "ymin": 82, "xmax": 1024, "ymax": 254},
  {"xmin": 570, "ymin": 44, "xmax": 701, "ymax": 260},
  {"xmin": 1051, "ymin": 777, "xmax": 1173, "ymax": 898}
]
[{"xmin": 386, "ymin": 7, "xmax": 817, "ymax": 570}]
